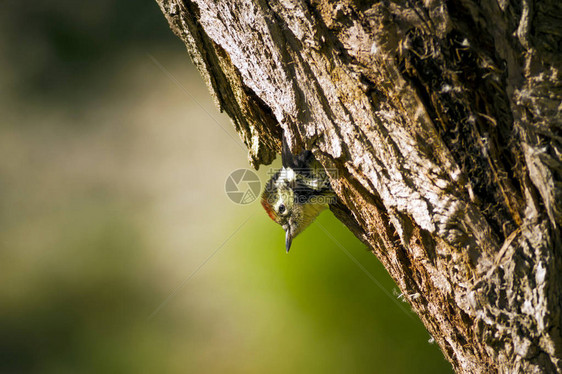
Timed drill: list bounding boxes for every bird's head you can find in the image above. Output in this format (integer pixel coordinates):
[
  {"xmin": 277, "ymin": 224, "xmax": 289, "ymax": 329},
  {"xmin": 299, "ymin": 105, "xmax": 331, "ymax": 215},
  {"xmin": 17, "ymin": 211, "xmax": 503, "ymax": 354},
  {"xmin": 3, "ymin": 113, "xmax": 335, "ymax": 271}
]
[{"xmin": 261, "ymin": 182, "xmax": 328, "ymax": 252}]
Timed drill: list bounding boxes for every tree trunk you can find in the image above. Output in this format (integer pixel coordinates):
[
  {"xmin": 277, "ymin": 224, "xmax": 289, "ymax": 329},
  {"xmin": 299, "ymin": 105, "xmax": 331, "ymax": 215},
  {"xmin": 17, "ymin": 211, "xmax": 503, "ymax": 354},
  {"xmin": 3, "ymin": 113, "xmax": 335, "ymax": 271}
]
[{"xmin": 155, "ymin": 0, "xmax": 562, "ymax": 372}]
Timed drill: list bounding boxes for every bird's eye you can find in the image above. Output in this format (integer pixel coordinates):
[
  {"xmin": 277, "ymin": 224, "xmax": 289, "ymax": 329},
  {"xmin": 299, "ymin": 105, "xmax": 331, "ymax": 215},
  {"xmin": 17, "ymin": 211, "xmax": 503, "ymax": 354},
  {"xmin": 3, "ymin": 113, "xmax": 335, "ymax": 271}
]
[{"xmin": 278, "ymin": 204, "xmax": 285, "ymax": 214}]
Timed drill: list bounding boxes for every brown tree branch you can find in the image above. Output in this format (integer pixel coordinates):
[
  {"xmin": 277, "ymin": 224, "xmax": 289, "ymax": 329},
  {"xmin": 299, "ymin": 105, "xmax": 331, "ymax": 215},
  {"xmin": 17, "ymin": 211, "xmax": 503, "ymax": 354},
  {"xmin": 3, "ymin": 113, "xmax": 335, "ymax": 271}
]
[{"xmin": 155, "ymin": 0, "xmax": 562, "ymax": 372}]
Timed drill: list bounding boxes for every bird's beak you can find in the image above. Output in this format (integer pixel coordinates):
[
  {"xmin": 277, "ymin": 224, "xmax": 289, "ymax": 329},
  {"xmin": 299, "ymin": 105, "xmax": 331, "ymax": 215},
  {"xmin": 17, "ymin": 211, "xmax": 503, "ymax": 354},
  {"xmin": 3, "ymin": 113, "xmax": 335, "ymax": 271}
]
[{"xmin": 285, "ymin": 227, "xmax": 293, "ymax": 253}]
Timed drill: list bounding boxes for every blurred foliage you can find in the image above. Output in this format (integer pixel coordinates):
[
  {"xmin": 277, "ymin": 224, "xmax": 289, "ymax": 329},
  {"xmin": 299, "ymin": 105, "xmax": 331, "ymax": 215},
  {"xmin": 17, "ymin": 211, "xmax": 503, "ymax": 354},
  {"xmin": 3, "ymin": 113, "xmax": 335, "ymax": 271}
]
[
  {"xmin": 0, "ymin": 1, "xmax": 451, "ymax": 373},
  {"xmin": 0, "ymin": 0, "xmax": 173, "ymax": 102}
]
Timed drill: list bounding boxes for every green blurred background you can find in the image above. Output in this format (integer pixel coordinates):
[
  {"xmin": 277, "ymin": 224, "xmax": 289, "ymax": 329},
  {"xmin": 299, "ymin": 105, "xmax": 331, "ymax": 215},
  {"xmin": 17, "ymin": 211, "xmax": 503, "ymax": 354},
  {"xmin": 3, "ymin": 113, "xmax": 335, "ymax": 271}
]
[{"xmin": 0, "ymin": 1, "xmax": 452, "ymax": 373}]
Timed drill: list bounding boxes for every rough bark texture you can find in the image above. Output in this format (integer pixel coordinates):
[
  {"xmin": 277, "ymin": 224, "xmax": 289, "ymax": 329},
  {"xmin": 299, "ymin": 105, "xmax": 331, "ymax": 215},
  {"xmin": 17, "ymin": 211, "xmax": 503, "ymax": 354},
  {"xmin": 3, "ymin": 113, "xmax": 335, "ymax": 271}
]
[{"xmin": 155, "ymin": 1, "xmax": 561, "ymax": 372}]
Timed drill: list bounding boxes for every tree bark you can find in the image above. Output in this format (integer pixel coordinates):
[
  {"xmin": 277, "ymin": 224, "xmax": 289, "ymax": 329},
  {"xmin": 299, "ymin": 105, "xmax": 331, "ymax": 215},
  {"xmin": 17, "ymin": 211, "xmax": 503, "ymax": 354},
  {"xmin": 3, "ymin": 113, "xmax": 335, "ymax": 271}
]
[{"xmin": 155, "ymin": 0, "xmax": 562, "ymax": 372}]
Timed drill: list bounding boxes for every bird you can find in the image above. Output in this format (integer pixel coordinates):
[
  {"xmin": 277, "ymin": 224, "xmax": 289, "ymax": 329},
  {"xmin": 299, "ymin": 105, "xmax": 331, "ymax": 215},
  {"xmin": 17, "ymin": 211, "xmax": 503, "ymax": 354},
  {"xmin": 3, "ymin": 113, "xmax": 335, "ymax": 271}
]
[{"xmin": 261, "ymin": 137, "xmax": 334, "ymax": 252}]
